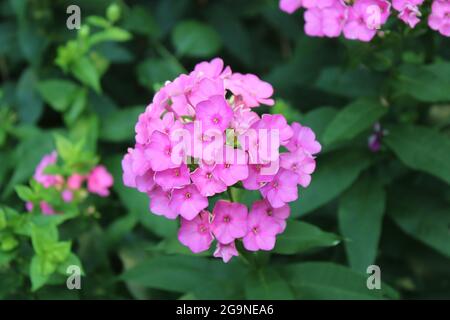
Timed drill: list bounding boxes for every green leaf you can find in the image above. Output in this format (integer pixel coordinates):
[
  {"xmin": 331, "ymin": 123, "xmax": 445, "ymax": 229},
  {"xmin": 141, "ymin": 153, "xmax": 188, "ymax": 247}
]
[
  {"xmin": 245, "ymin": 268, "xmax": 295, "ymax": 299},
  {"xmin": 338, "ymin": 175, "xmax": 386, "ymax": 271},
  {"xmin": 323, "ymin": 99, "xmax": 387, "ymax": 146},
  {"xmin": 71, "ymin": 57, "xmax": 101, "ymax": 93},
  {"xmin": 137, "ymin": 58, "xmax": 184, "ymax": 89},
  {"xmin": 88, "ymin": 27, "xmax": 132, "ymax": 47},
  {"xmin": 121, "ymin": 255, "xmax": 246, "ymax": 299},
  {"xmin": 291, "ymin": 149, "xmax": 372, "ymax": 217},
  {"xmin": 388, "ymin": 189, "xmax": 450, "ymax": 258},
  {"xmin": 31, "ymin": 224, "xmax": 58, "ymax": 256},
  {"xmin": 16, "ymin": 68, "xmax": 43, "ymax": 124},
  {"xmin": 171, "ymin": 20, "xmax": 222, "ymax": 58},
  {"xmin": 14, "ymin": 185, "xmax": 35, "ymax": 202},
  {"xmin": 316, "ymin": 66, "xmax": 382, "ymax": 98},
  {"xmin": 395, "ymin": 62, "xmax": 450, "ymax": 102},
  {"xmin": 30, "ymin": 255, "xmax": 52, "ymax": 291},
  {"xmin": 300, "ymin": 107, "xmax": 337, "ymax": 142},
  {"xmin": 2, "ymin": 131, "xmax": 54, "ymax": 198},
  {"xmin": 282, "ymin": 262, "xmax": 399, "ymax": 299},
  {"xmin": 37, "ymin": 80, "xmax": 80, "ymax": 112},
  {"xmin": 384, "ymin": 125, "xmax": 450, "ymax": 185},
  {"xmin": 54, "ymin": 134, "xmax": 74, "ymax": 163},
  {"xmin": 100, "ymin": 106, "xmax": 143, "ymax": 142},
  {"xmin": 274, "ymin": 220, "xmax": 340, "ymax": 254}
]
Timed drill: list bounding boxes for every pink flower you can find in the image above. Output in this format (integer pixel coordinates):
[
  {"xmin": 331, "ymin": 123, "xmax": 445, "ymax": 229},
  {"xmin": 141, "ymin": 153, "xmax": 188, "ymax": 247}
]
[
  {"xmin": 286, "ymin": 122, "xmax": 322, "ymax": 155},
  {"xmin": 146, "ymin": 131, "xmax": 181, "ymax": 172},
  {"xmin": 148, "ymin": 187, "xmax": 178, "ymax": 219},
  {"xmin": 393, "ymin": 0, "xmax": 423, "ymax": 28},
  {"xmin": 260, "ymin": 168, "xmax": 298, "ymax": 208},
  {"xmin": 343, "ymin": 0, "xmax": 391, "ymax": 42},
  {"xmin": 169, "ymin": 184, "xmax": 208, "ymax": 220},
  {"xmin": 121, "ymin": 57, "xmax": 322, "ymax": 262},
  {"xmin": 191, "ymin": 57, "xmax": 231, "ymax": 80},
  {"xmin": 87, "ymin": 165, "xmax": 114, "ymax": 197},
  {"xmin": 280, "ymin": 149, "xmax": 316, "ymax": 187},
  {"xmin": 213, "ymin": 241, "xmax": 239, "ymax": 263},
  {"xmin": 250, "ymin": 200, "xmax": 290, "ymax": 234},
  {"xmin": 279, "ymin": 0, "xmax": 303, "ymax": 14},
  {"xmin": 214, "ymin": 146, "xmax": 249, "ymax": 186},
  {"xmin": 67, "ymin": 174, "xmax": 84, "ymax": 190},
  {"xmin": 243, "ymin": 208, "xmax": 279, "ymax": 251},
  {"xmin": 40, "ymin": 201, "xmax": 55, "ymax": 215},
  {"xmin": 242, "ymin": 162, "xmax": 278, "ymax": 190},
  {"xmin": 190, "ymin": 165, "xmax": 227, "ymax": 197},
  {"xmin": 33, "ymin": 151, "xmax": 64, "ymax": 188},
  {"xmin": 154, "ymin": 164, "xmax": 190, "ymax": 191},
  {"xmin": 178, "ymin": 211, "xmax": 213, "ymax": 253},
  {"xmin": 428, "ymin": 0, "xmax": 450, "ymax": 37},
  {"xmin": 122, "ymin": 150, "xmax": 137, "ymax": 188},
  {"xmin": 211, "ymin": 200, "xmax": 248, "ymax": 244},
  {"xmin": 195, "ymin": 95, "xmax": 233, "ymax": 132},
  {"xmin": 225, "ymin": 73, "xmax": 274, "ymax": 107},
  {"xmin": 305, "ymin": 7, "xmax": 325, "ymax": 37},
  {"xmin": 303, "ymin": 0, "xmax": 335, "ymax": 9},
  {"xmin": 62, "ymin": 189, "xmax": 73, "ymax": 203}
]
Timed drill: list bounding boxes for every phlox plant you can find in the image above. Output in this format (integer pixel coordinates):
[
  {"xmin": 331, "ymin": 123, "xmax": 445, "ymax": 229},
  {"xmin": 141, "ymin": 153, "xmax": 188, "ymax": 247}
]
[
  {"xmin": 122, "ymin": 58, "xmax": 321, "ymax": 263},
  {"xmin": 280, "ymin": 0, "xmax": 450, "ymax": 41},
  {"xmin": 2, "ymin": 134, "xmax": 113, "ymax": 292}
]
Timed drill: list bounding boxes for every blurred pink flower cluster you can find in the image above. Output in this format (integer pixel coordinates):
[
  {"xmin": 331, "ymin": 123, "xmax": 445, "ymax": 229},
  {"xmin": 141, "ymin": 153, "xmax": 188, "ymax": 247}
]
[
  {"xmin": 280, "ymin": 0, "xmax": 449, "ymax": 41},
  {"xmin": 121, "ymin": 58, "xmax": 321, "ymax": 263},
  {"xmin": 26, "ymin": 151, "xmax": 113, "ymax": 215}
]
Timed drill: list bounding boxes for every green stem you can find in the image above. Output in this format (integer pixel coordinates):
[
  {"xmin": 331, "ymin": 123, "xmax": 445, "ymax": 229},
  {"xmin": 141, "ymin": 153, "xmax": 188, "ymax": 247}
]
[{"xmin": 227, "ymin": 188, "xmax": 234, "ymax": 202}]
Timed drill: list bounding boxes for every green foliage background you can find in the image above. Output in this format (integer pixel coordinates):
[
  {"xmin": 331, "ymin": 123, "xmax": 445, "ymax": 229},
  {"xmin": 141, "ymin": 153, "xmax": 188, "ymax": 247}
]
[{"xmin": 0, "ymin": 0, "xmax": 449, "ymax": 299}]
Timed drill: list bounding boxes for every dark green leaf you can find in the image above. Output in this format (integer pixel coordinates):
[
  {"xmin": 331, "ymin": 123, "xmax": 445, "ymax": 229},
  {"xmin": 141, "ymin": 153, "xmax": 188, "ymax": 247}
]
[
  {"xmin": 338, "ymin": 175, "xmax": 386, "ymax": 271},
  {"xmin": 384, "ymin": 125, "xmax": 450, "ymax": 185},
  {"xmin": 274, "ymin": 220, "xmax": 340, "ymax": 254}
]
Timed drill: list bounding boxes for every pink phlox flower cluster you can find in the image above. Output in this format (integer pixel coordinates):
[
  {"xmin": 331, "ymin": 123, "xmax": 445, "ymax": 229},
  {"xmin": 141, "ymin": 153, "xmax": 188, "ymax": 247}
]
[
  {"xmin": 428, "ymin": 0, "xmax": 450, "ymax": 37},
  {"xmin": 122, "ymin": 58, "xmax": 321, "ymax": 263},
  {"xmin": 280, "ymin": 0, "xmax": 449, "ymax": 40},
  {"xmin": 27, "ymin": 151, "xmax": 114, "ymax": 214}
]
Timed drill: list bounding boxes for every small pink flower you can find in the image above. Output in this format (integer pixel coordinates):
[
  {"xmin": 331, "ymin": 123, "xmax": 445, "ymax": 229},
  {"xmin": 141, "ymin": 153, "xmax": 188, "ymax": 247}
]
[
  {"xmin": 250, "ymin": 200, "xmax": 290, "ymax": 234},
  {"xmin": 148, "ymin": 187, "xmax": 178, "ymax": 219},
  {"xmin": 242, "ymin": 163, "xmax": 278, "ymax": 190},
  {"xmin": 225, "ymin": 73, "xmax": 274, "ymax": 107},
  {"xmin": 122, "ymin": 150, "xmax": 137, "ymax": 188},
  {"xmin": 213, "ymin": 241, "xmax": 239, "ymax": 263},
  {"xmin": 286, "ymin": 122, "xmax": 322, "ymax": 155},
  {"xmin": 25, "ymin": 202, "xmax": 33, "ymax": 212},
  {"xmin": 343, "ymin": 0, "xmax": 391, "ymax": 42},
  {"xmin": 190, "ymin": 165, "xmax": 227, "ymax": 197},
  {"xmin": 214, "ymin": 146, "xmax": 249, "ymax": 186},
  {"xmin": 211, "ymin": 200, "xmax": 248, "ymax": 244},
  {"xmin": 195, "ymin": 95, "xmax": 233, "ymax": 132},
  {"xmin": 260, "ymin": 168, "xmax": 298, "ymax": 208},
  {"xmin": 191, "ymin": 57, "xmax": 231, "ymax": 80},
  {"xmin": 154, "ymin": 164, "xmax": 190, "ymax": 191},
  {"xmin": 169, "ymin": 184, "xmax": 208, "ymax": 220},
  {"xmin": 33, "ymin": 151, "xmax": 64, "ymax": 188},
  {"xmin": 243, "ymin": 208, "xmax": 279, "ymax": 251},
  {"xmin": 62, "ymin": 189, "xmax": 73, "ymax": 203},
  {"xmin": 279, "ymin": 0, "xmax": 303, "ymax": 14},
  {"xmin": 280, "ymin": 149, "xmax": 316, "ymax": 187},
  {"xmin": 146, "ymin": 131, "xmax": 181, "ymax": 172},
  {"xmin": 178, "ymin": 211, "xmax": 213, "ymax": 253},
  {"xmin": 428, "ymin": 0, "xmax": 450, "ymax": 37},
  {"xmin": 67, "ymin": 174, "xmax": 84, "ymax": 190},
  {"xmin": 40, "ymin": 201, "xmax": 55, "ymax": 215},
  {"xmin": 87, "ymin": 165, "xmax": 114, "ymax": 197}
]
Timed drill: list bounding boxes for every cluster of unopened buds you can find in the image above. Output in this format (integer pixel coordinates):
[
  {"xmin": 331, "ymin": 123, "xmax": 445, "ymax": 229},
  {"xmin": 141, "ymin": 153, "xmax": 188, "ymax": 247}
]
[
  {"xmin": 280, "ymin": 0, "xmax": 450, "ymax": 41},
  {"xmin": 122, "ymin": 58, "xmax": 321, "ymax": 263},
  {"xmin": 26, "ymin": 151, "xmax": 114, "ymax": 215}
]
